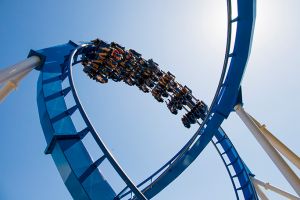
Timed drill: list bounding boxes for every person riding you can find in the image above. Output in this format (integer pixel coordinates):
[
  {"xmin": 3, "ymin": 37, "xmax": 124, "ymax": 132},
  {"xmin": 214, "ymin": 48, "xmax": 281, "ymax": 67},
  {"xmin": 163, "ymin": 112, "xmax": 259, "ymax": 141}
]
[
  {"xmin": 151, "ymin": 87, "xmax": 164, "ymax": 102},
  {"xmin": 182, "ymin": 115, "xmax": 191, "ymax": 128},
  {"xmin": 95, "ymin": 74, "xmax": 108, "ymax": 84},
  {"xmin": 98, "ymin": 47, "xmax": 111, "ymax": 60},
  {"xmin": 167, "ymin": 99, "xmax": 178, "ymax": 115}
]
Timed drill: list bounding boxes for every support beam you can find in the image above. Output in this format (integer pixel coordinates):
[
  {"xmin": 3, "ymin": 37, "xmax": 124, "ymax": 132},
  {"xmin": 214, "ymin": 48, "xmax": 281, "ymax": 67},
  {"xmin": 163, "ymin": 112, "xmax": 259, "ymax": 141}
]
[
  {"xmin": 0, "ymin": 56, "xmax": 41, "ymax": 84},
  {"xmin": 0, "ymin": 69, "xmax": 32, "ymax": 102},
  {"xmin": 234, "ymin": 104, "xmax": 300, "ymax": 196},
  {"xmin": 252, "ymin": 178, "xmax": 300, "ymax": 200},
  {"xmin": 253, "ymin": 183, "xmax": 270, "ymax": 200},
  {"xmin": 249, "ymin": 115, "xmax": 300, "ymax": 169}
]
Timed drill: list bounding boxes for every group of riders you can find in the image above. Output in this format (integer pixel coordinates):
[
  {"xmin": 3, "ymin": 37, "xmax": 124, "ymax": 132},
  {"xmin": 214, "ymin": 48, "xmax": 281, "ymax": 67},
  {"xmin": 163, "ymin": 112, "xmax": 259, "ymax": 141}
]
[{"xmin": 81, "ymin": 39, "xmax": 208, "ymax": 128}]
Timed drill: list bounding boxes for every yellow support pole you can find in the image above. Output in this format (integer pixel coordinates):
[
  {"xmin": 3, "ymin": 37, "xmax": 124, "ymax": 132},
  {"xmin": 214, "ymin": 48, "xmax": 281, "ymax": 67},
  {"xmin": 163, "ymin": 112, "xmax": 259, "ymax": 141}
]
[
  {"xmin": 234, "ymin": 104, "xmax": 300, "ymax": 196},
  {"xmin": 0, "ymin": 69, "xmax": 32, "ymax": 103},
  {"xmin": 249, "ymin": 115, "xmax": 300, "ymax": 169}
]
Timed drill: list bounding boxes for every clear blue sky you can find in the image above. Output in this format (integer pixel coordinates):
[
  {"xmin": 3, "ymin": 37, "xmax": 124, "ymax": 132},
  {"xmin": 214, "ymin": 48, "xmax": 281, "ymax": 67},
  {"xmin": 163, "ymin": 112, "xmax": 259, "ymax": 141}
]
[{"xmin": 0, "ymin": 0, "xmax": 299, "ymax": 199}]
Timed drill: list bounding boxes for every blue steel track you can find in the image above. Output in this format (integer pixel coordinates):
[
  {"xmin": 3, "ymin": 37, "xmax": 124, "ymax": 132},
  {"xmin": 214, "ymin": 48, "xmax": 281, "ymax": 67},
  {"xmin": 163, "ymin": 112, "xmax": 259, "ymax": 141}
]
[{"xmin": 33, "ymin": 0, "xmax": 257, "ymax": 199}]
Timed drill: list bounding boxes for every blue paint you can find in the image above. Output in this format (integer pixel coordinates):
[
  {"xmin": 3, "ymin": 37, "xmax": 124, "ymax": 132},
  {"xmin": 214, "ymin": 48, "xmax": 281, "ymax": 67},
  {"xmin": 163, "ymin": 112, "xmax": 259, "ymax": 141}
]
[{"xmin": 36, "ymin": 42, "xmax": 116, "ymax": 200}]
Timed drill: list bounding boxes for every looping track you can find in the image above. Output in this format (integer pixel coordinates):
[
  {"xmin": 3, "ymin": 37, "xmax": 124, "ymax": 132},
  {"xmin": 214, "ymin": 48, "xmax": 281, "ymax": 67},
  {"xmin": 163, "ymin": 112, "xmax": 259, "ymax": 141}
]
[{"xmin": 33, "ymin": 0, "xmax": 257, "ymax": 199}]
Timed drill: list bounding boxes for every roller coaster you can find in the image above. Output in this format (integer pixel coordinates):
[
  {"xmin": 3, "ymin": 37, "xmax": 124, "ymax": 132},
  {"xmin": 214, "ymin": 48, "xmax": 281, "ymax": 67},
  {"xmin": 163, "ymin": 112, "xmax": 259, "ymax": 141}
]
[{"xmin": 0, "ymin": 0, "xmax": 299, "ymax": 199}]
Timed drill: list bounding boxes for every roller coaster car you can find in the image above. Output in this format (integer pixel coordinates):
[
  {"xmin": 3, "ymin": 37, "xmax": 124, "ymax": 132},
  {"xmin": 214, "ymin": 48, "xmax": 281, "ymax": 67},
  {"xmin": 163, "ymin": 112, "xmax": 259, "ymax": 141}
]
[
  {"xmin": 162, "ymin": 74, "xmax": 172, "ymax": 83},
  {"xmin": 124, "ymin": 51, "xmax": 135, "ymax": 61},
  {"xmin": 123, "ymin": 68, "xmax": 133, "ymax": 79},
  {"xmin": 182, "ymin": 86, "xmax": 193, "ymax": 100},
  {"xmin": 113, "ymin": 67, "xmax": 124, "ymax": 79},
  {"xmin": 182, "ymin": 115, "xmax": 191, "ymax": 128},
  {"xmin": 92, "ymin": 39, "xmax": 110, "ymax": 49},
  {"xmin": 186, "ymin": 112, "xmax": 196, "ymax": 124},
  {"xmin": 173, "ymin": 86, "xmax": 192, "ymax": 102},
  {"xmin": 83, "ymin": 63, "xmax": 98, "ymax": 75},
  {"xmin": 160, "ymin": 72, "xmax": 175, "ymax": 86},
  {"xmin": 100, "ymin": 65, "xmax": 113, "ymax": 75},
  {"xmin": 110, "ymin": 48, "xmax": 123, "ymax": 62},
  {"xmin": 151, "ymin": 87, "xmax": 159, "ymax": 95},
  {"xmin": 152, "ymin": 84, "xmax": 168, "ymax": 98},
  {"xmin": 147, "ymin": 61, "xmax": 162, "ymax": 78},
  {"xmin": 81, "ymin": 60, "xmax": 89, "ymax": 67},
  {"xmin": 106, "ymin": 59, "xmax": 119, "ymax": 70},
  {"xmin": 91, "ymin": 38, "xmax": 102, "ymax": 46},
  {"xmin": 159, "ymin": 87, "xmax": 169, "ymax": 98},
  {"xmin": 124, "ymin": 77, "xmax": 135, "ymax": 86},
  {"xmin": 83, "ymin": 69, "xmax": 94, "ymax": 79},
  {"xmin": 148, "ymin": 59, "xmax": 159, "ymax": 67},
  {"xmin": 122, "ymin": 52, "xmax": 129, "ymax": 62},
  {"xmin": 181, "ymin": 85, "xmax": 191, "ymax": 94},
  {"xmin": 124, "ymin": 62, "xmax": 135, "ymax": 72},
  {"xmin": 141, "ymin": 68, "xmax": 152, "ymax": 78},
  {"xmin": 154, "ymin": 95, "xmax": 164, "ymax": 103},
  {"xmin": 167, "ymin": 71, "xmax": 175, "ymax": 79},
  {"xmin": 166, "ymin": 81, "xmax": 177, "ymax": 92},
  {"xmin": 156, "ymin": 70, "xmax": 164, "ymax": 77},
  {"xmin": 111, "ymin": 63, "xmax": 122, "ymax": 73},
  {"xmin": 162, "ymin": 91, "xmax": 169, "ymax": 98},
  {"xmin": 98, "ymin": 46, "xmax": 111, "ymax": 52},
  {"xmin": 108, "ymin": 71, "xmax": 122, "ymax": 82},
  {"xmin": 152, "ymin": 88, "xmax": 164, "ymax": 103},
  {"xmin": 137, "ymin": 57, "xmax": 147, "ymax": 65},
  {"xmin": 167, "ymin": 101, "xmax": 178, "ymax": 115},
  {"xmin": 83, "ymin": 51, "xmax": 98, "ymax": 61},
  {"xmin": 151, "ymin": 75, "xmax": 159, "ymax": 82},
  {"xmin": 157, "ymin": 78, "xmax": 168, "ymax": 88},
  {"xmin": 83, "ymin": 69, "xmax": 97, "ymax": 79},
  {"xmin": 111, "ymin": 42, "xmax": 125, "ymax": 50},
  {"xmin": 195, "ymin": 101, "xmax": 208, "ymax": 115},
  {"xmin": 95, "ymin": 74, "xmax": 108, "ymax": 84},
  {"xmin": 138, "ymin": 85, "xmax": 150, "ymax": 93},
  {"xmin": 129, "ymin": 49, "xmax": 141, "ymax": 58},
  {"xmin": 131, "ymin": 67, "xmax": 140, "ymax": 76},
  {"xmin": 173, "ymin": 100, "xmax": 183, "ymax": 110},
  {"xmin": 145, "ymin": 79, "xmax": 155, "ymax": 88},
  {"xmin": 97, "ymin": 53, "xmax": 108, "ymax": 62},
  {"xmin": 141, "ymin": 70, "xmax": 150, "ymax": 79},
  {"xmin": 81, "ymin": 45, "xmax": 95, "ymax": 53},
  {"xmin": 98, "ymin": 48, "xmax": 111, "ymax": 60},
  {"xmin": 135, "ymin": 77, "xmax": 144, "ymax": 87},
  {"xmin": 92, "ymin": 57, "xmax": 106, "ymax": 66},
  {"xmin": 191, "ymin": 107, "xmax": 202, "ymax": 119},
  {"xmin": 148, "ymin": 60, "xmax": 161, "ymax": 72}
]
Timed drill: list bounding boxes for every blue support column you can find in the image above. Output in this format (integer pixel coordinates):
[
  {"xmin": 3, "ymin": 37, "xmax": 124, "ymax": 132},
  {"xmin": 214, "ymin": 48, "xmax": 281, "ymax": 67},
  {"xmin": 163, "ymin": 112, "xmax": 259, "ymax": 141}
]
[{"xmin": 35, "ymin": 42, "xmax": 116, "ymax": 200}]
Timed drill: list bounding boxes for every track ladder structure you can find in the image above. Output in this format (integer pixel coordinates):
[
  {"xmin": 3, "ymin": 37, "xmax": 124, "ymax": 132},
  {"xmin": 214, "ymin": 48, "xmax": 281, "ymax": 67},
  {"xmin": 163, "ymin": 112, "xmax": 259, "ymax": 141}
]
[{"xmin": 213, "ymin": 129, "xmax": 257, "ymax": 199}]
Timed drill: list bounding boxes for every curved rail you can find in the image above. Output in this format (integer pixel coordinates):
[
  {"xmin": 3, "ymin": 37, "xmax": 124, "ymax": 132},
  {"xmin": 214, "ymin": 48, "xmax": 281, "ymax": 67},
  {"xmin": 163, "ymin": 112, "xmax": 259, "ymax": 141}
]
[{"xmin": 34, "ymin": 0, "xmax": 257, "ymax": 199}]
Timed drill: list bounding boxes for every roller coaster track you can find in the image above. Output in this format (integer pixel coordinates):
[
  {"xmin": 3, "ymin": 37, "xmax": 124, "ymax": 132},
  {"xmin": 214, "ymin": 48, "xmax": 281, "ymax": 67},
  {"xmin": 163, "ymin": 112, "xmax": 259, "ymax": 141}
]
[{"xmin": 31, "ymin": 0, "xmax": 257, "ymax": 199}]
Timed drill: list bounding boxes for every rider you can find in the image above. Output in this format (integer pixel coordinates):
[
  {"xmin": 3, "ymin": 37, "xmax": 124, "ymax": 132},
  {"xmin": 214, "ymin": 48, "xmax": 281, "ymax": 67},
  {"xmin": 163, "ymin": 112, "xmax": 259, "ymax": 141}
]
[{"xmin": 182, "ymin": 115, "xmax": 191, "ymax": 128}]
